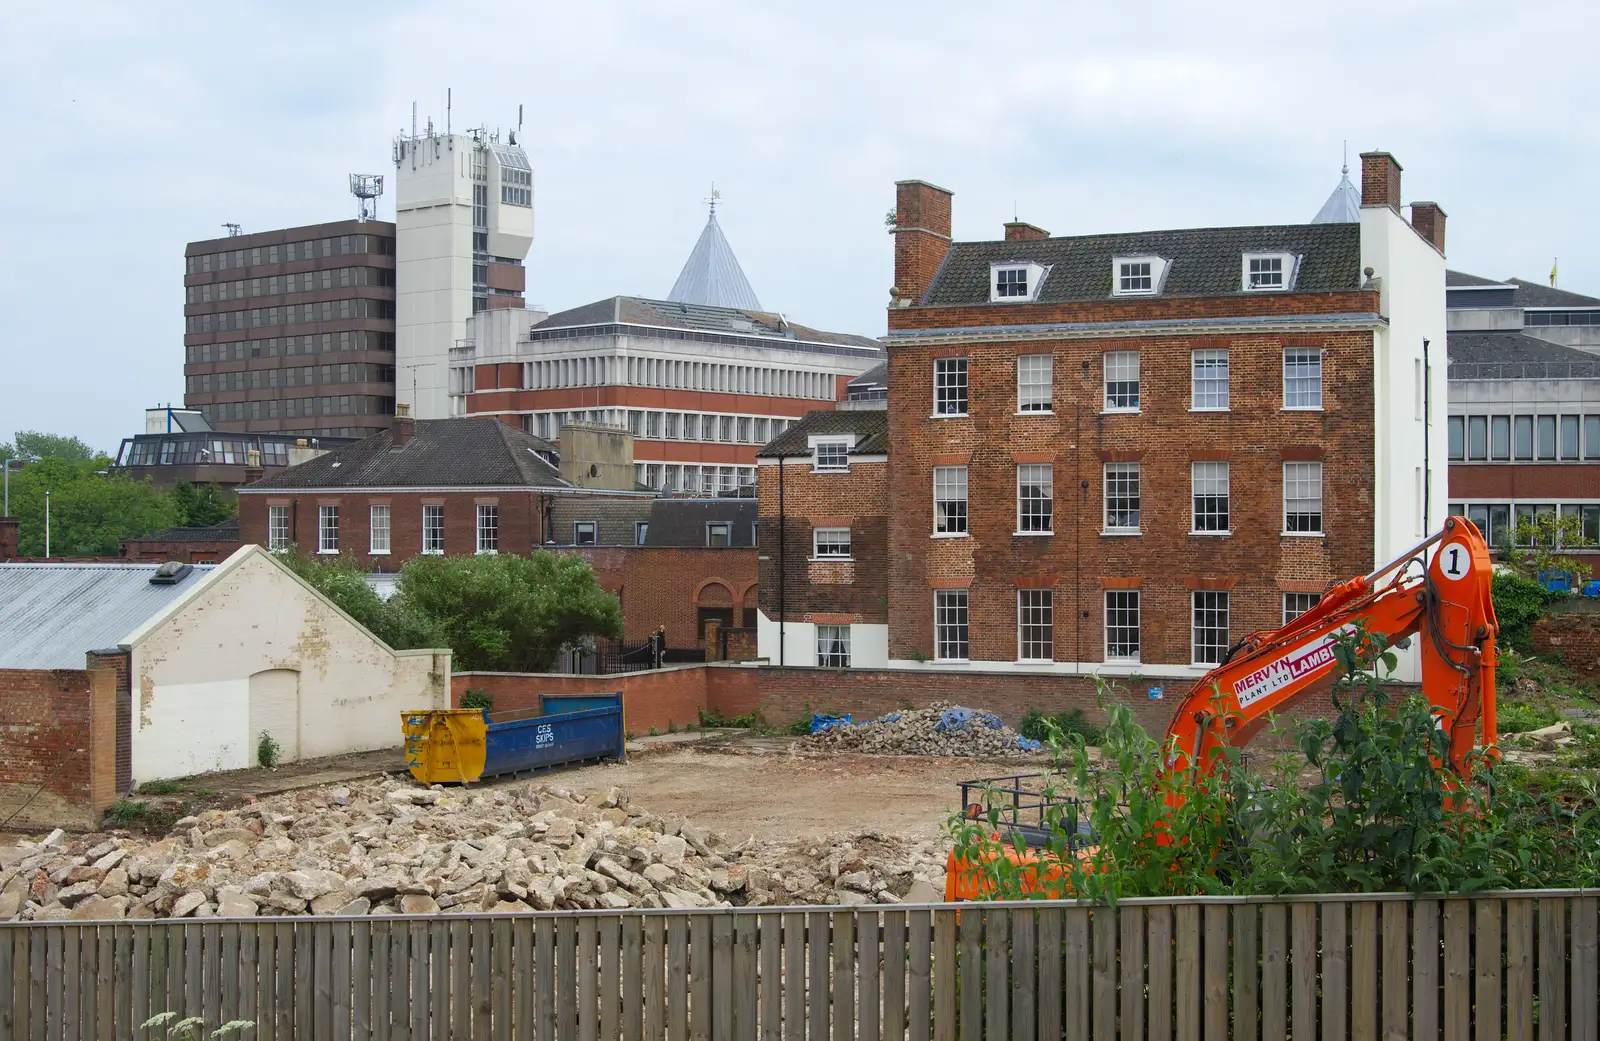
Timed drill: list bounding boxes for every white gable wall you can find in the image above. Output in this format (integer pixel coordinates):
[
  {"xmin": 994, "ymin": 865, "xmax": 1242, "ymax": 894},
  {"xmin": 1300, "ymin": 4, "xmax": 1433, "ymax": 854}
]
[{"xmin": 125, "ymin": 547, "xmax": 449, "ymax": 783}]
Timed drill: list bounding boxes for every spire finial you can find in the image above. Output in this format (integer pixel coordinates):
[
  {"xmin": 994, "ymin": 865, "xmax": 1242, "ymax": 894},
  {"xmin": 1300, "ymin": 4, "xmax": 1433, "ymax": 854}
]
[
  {"xmin": 1342, "ymin": 140, "xmax": 1349, "ymax": 177},
  {"xmin": 705, "ymin": 183, "xmax": 721, "ymax": 220}
]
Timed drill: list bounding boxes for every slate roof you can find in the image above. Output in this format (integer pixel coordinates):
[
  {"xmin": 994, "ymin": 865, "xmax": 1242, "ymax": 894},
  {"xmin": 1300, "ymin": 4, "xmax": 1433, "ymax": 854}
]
[
  {"xmin": 0, "ymin": 562, "xmax": 216, "ymax": 669},
  {"xmin": 1447, "ymin": 331, "xmax": 1597, "ymax": 365},
  {"xmin": 128, "ymin": 518, "xmax": 241, "ymax": 543},
  {"xmin": 243, "ymin": 419, "xmax": 568, "ymax": 491},
  {"xmin": 1446, "ymin": 270, "xmax": 1512, "ymax": 289},
  {"xmin": 642, "ymin": 499, "xmax": 758, "ymax": 548},
  {"xmin": 1509, "ymin": 279, "xmax": 1600, "ymax": 309},
  {"xmin": 921, "ymin": 223, "xmax": 1363, "ymax": 306},
  {"xmin": 548, "ymin": 498, "xmax": 654, "ymax": 547},
  {"xmin": 847, "ymin": 362, "xmax": 888, "ymax": 395},
  {"xmin": 667, "ymin": 210, "xmax": 763, "ymax": 311},
  {"xmin": 533, "ymin": 296, "xmax": 883, "ymax": 353},
  {"xmin": 757, "ymin": 409, "xmax": 890, "ymax": 457}
]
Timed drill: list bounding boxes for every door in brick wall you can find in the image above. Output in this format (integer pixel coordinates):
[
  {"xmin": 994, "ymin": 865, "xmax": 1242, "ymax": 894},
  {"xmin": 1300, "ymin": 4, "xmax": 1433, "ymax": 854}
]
[{"xmin": 248, "ymin": 669, "xmax": 300, "ymax": 765}]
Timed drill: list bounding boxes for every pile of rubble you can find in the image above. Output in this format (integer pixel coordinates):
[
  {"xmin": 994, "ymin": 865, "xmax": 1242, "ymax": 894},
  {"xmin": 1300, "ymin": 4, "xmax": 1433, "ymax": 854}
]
[
  {"xmin": 0, "ymin": 778, "xmax": 945, "ymax": 922},
  {"xmin": 798, "ymin": 703, "xmax": 1044, "ymax": 759}
]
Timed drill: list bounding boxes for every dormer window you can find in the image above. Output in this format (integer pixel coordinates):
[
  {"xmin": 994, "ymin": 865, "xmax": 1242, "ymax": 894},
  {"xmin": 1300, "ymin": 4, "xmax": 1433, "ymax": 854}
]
[
  {"xmin": 1112, "ymin": 256, "xmax": 1168, "ymax": 296},
  {"xmin": 1242, "ymin": 252, "xmax": 1298, "ymax": 292},
  {"xmin": 809, "ymin": 432, "xmax": 857, "ymax": 471},
  {"xmin": 989, "ymin": 262, "xmax": 1048, "ymax": 303}
]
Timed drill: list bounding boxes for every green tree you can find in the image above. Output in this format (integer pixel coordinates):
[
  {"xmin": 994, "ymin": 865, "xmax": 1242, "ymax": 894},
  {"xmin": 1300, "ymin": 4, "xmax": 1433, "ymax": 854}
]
[
  {"xmin": 276, "ymin": 552, "xmax": 443, "ymax": 650},
  {"xmin": 169, "ymin": 481, "xmax": 236, "ymax": 527},
  {"xmin": 0, "ymin": 430, "xmax": 99, "ymax": 463},
  {"xmin": 5, "ymin": 457, "xmax": 177, "ymax": 557},
  {"xmin": 395, "ymin": 551, "xmax": 622, "ymax": 671},
  {"xmin": 1500, "ymin": 509, "xmax": 1596, "ymax": 582}
]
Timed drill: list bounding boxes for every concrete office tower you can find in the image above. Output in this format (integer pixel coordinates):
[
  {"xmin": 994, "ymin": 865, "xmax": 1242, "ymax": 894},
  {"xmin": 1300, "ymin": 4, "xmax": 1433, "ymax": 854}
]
[{"xmin": 393, "ymin": 119, "xmax": 534, "ymax": 419}]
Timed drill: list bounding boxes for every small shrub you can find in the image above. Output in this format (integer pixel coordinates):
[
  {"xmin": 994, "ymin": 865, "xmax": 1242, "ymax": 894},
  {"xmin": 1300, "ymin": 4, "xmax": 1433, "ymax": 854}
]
[
  {"xmin": 698, "ymin": 707, "xmax": 757, "ymax": 729},
  {"xmin": 257, "ymin": 730, "xmax": 281, "ymax": 769},
  {"xmin": 106, "ymin": 800, "xmax": 184, "ymax": 833},
  {"xmin": 648, "ymin": 727, "xmax": 660, "ymax": 737},
  {"xmin": 1492, "ymin": 572, "xmax": 1567, "ymax": 654},
  {"xmin": 460, "ymin": 688, "xmax": 493, "ymax": 712},
  {"xmin": 1019, "ymin": 706, "xmax": 1106, "ymax": 746},
  {"xmin": 1498, "ymin": 700, "xmax": 1561, "ymax": 734},
  {"xmin": 142, "ymin": 1012, "xmax": 254, "ymax": 1040},
  {"xmin": 137, "ymin": 779, "xmax": 185, "ymax": 796}
]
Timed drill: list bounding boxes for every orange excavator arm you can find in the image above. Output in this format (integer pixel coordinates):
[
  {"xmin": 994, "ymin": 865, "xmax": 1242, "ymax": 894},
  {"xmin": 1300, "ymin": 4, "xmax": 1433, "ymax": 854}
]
[{"xmin": 1163, "ymin": 516, "xmax": 1499, "ymax": 779}]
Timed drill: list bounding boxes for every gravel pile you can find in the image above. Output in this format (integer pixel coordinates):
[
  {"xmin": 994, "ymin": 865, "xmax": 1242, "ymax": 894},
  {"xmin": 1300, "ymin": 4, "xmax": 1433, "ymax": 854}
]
[
  {"xmin": 799, "ymin": 703, "xmax": 1043, "ymax": 759},
  {"xmin": 0, "ymin": 778, "xmax": 946, "ymax": 922}
]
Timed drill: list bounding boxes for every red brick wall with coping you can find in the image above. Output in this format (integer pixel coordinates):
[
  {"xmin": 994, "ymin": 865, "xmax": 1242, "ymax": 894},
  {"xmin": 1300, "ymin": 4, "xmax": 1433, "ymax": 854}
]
[{"xmin": 0, "ymin": 667, "xmax": 118, "ymax": 829}]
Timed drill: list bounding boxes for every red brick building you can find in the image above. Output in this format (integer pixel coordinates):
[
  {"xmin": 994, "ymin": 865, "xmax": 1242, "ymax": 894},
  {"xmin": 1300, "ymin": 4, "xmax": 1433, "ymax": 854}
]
[
  {"xmin": 758, "ymin": 158, "xmax": 1448, "ymax": 686},
  {"xmin": 120, "ymin": 518, "xmax": 242, "ymax": 564},
  {"xmin": 236, "ymin": 413, "xmax": 651, "ymax": 569}
]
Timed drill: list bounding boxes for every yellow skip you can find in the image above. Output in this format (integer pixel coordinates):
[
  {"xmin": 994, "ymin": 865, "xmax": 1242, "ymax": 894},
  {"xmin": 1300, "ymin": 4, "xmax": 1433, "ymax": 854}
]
[{"xmin": 401, "ymin": 709, "xmax": 489, "ymax": 785}]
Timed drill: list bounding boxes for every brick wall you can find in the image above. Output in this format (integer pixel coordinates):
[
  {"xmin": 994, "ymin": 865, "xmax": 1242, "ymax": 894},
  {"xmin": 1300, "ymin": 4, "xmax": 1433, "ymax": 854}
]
[
  {"xmin": 758, "ymin": 459, "xmax": 889, "ymax": 624},
  {"xmin": 563, "ymin": 546, "xmax": 757, "ymax": 649},
  {"xmin": 85, "ymin": 649, "xmax": 133, "ymax": 794},
  {"xmin": 887, "ymin": 290, "xmax": 1380, "ymax": 333},
  {"xmin": 239, "ymin": 490, "xmax": 544, "ymax": 567},
  {"xmin": 451, "ymin": 665, "xmax": 755, "ymax": 737},
  {"xmin": 0, "ymin": 667, "xmax": 118, "ymax": 829},
  {"xmin": 885, "ymin": 331, "xmax": 1376, "ymax": 665},
  {"xmin": 120, "ymin": 537, "xmax": 243, "ymax": 564},
  {"xmin": 1532, "ymin": 604, "xmax": 1600, "ymax": 676}
]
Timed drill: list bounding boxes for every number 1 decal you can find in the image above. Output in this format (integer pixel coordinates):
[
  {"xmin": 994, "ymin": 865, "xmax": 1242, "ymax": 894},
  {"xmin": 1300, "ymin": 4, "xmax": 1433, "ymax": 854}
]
[{"xmin": 1438, "ymin": 542, "xmax": 1469, "ymax": 581}]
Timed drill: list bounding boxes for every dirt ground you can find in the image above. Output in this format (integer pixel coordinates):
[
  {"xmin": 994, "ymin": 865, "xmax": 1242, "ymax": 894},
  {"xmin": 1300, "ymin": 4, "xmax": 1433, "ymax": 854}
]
[{"xmin": 521, "ymin": 744, "xmax": 1036, "ymax": 844}]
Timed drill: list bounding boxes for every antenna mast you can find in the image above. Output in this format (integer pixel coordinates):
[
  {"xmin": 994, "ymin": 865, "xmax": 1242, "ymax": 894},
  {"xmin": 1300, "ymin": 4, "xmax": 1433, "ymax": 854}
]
[
  {"xmin": 349, "ymin": 174, "xmax": 384, "ymax": 223},
  {"xmin": 222, "ymin": 223, "xmax": 242, "ymax": 237}
]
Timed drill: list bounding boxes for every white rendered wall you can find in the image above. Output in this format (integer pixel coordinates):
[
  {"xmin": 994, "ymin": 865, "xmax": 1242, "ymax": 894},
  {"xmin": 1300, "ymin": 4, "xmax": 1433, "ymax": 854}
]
[
  {"xmin": 127, "ymin": 548, "xmax": 450, "ymax": 783},
  {"xmin": 396, "ymin": 135, "xmax": 473, "ymax": 419},
  {"xmin": 1360, "ymin": 204, "xmax": 1448, "ymax": 682}
]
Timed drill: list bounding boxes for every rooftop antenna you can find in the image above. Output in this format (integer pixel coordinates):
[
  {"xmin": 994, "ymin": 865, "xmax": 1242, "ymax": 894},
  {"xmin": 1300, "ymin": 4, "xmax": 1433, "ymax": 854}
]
[
  {"xmin": 222, "ymin": 223, "xmax": 242, "ymax": 237},
  {"xmin": 447, "ymin": 87, "xmax": 451, "ymax": 137},
  {"xmin": 1342, "ymin": 139, "xmax": 1349, "ymax": 176},
  {"xmin": 706, "ymin": 183, "xmax": 721, "ymax": 219},
  {"xmin": 349, "ymin": 174, "xmax": 384, "ymax": 222}
]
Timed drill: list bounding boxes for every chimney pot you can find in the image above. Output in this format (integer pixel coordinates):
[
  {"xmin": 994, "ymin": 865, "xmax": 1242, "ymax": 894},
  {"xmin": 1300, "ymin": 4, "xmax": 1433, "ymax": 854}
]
[
  {"xmin": 892, "ymin": 179, "xmax": 954, "ymax": 305},
  {"xmin": 392, "ymin": 403, "xmax": 416, "ymax": 448},
  {"xmin": 1359, "ymin": 151, "xmax": 1403, "ymax": 213},
  {"xmin": 1004, "ymin": 221, "xmax": 1049, "ymax": 242},
  {"xmin": 1409, "ymin": 201, "xmax": 1447, "ymax": 254}
]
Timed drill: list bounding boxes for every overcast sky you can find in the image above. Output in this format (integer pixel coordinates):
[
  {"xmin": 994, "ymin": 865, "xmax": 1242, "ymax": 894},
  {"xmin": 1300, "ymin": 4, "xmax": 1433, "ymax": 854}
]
[{"xmin": 2, "ymin": 1, "xmax": 1595, "ymax": 452}]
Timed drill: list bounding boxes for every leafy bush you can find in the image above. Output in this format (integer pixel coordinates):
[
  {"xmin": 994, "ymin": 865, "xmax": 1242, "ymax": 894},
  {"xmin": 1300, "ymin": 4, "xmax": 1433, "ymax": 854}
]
[
  {"xmin": 278, "ymin": 552, "xmax": 444, "ymax": 650},
  {"xmin": 257, "ymin": 731, "xmax": 281, "ymax": 768},
  {"xmin": 950, "ymin": 623, "xmax": 1600, "ymax": 901},
  {"xmin": 105, "ymin": 800, "xmax": 185, "ymax": 833},
  {"xmin": 460, "ymin": 688, "xmax": 493, "ymax": 712},
  {"xmin": 1492, "ymin": 572, "xmax": 1567, "ymax": 654},
  {"xmin": 1498, "ymin": 700, "xmax": 1561, "ymax": 734},
  {"xmin": 1020, "ymin": 706, "xmax": 1105, "ymax": 746},
  {"xmin": 698, "ymin": 708, "xmax": 757, "ymax": 729}
]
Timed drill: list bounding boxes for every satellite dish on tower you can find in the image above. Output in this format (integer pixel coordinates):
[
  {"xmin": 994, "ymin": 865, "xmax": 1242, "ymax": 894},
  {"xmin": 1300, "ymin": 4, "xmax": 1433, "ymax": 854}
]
[{"xmin": 349, "ymin": 174, "xmax": 385, "ymax": 222}]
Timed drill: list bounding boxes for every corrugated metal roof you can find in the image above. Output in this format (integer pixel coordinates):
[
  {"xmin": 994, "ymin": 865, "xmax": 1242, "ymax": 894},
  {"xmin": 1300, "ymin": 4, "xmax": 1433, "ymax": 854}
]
[
  {"xmin": 0, "ymin": 563, "xmax": 216, "ymax": 669},
  {"xmin": 667, "ymin": 209, "xmax": 762, "ymax": 311}
]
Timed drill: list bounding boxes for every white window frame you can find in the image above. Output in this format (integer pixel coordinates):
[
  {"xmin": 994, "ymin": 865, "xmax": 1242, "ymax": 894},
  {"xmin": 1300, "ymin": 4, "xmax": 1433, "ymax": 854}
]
[
  {"xmin": 1103, "ymin": 351, "xmax": 1140, "ymax": 412},
  {"xmin": 421, "ymin": 504, "xmax": 445, "ymax": 555},
  {"xmin": 1283, "ymin": 592, "xmax": 1322, "ymax": 625},
  {"xmin": 990, "ymin": 262, "xmax": 1047, "ymax": 303},
  {"xmin": 1104, "ymin": 590, "xmax": 1140, "ymax": 663},
  {"xmin": 933, "ymin": 465, "xmax": 969, "ymax": 536},
  {"xmin": 816, "ymin": 625, "xmax": 852, "ymax": 668},
  {"xmin": 812, "ymin": 527, "xmax": 852, "ymax": 559},
  {"xmin": 1112, "ymin": 255, "xmax": 1167, "ymax": 296},
  {"xmin": 933, "ymin": 357, "xmax": 968, "ymax": 417},
  {"xmin": 1016, "ymin": 464, "xmax": 1053, "ymax": 535},
  {"xmin": 1283, "ymin": 461, "xmax": 1324, "ymax": 535},
  {"xmin": 369, "ymin": 504, "xmax": 391, "ymax": 555},
  {"xmin": 476, "ymin": 504, "xmax": 499, "ymax": 555},
  {"xmin": 1017, "ymin": 354, "xmax": 1052, "ymax": 413},
  {"xmin": 934, "ymin": 589, "xmax": 969, "ymax": 662},
  {"xmin": 1192, "ymin": 591, "xmax": 1230, "ymax": 667},
  {"xmin": 1191, "ymin": 349, "xmax": 1230, "ymax": 411},
  {"xmin": 317, "ymin": 505, "xmax": 339, "ymax": 555},
  {"xmin": 1017, "ymin": 589, "xmax": 1054, "ymax": 664},
  {"xmin": 1242, "ymin": 252, "xmax": 1296, "ymax": 292},
  {"xmin": 574, "ymin": 520, "xmax": 598, "ymax": 546},
  {"xmin": 1190, "ymin": 461, "xmax": 1230, "ymax": 534},
  {"xmin": 1103, "ymin": 462, "xmax": 1141, "ymax": 534},
  {"xmin": 1283, "ymin": 348, "xmax": 1323, "ymax": 410},
  {"xmin": 267, "ymin": 505, "xmax": 289, "ymax": 552},
  {"xmin": 813, "ymin": 439, "xmax": 851, "ymax": 473}
]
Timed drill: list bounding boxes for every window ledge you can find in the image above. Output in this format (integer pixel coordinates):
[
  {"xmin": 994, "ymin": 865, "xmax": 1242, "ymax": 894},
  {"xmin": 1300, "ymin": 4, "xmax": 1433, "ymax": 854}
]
[
  {"xmin": 811, "ymin": 468, "xmax": 851, "ymax": 475},
  {"xmin": 810, "ymin": 556, "xmax": 854, "ymax": 563},
  {"xmin": 1281, "ymin": 531, "xmax": 1325, "ymax": 538},
  {"xmin": 1101, "ymin": 530, "xmax": 1142, "ymax": 537},
  {"xmin": 476, "ymin": 550, "xmax": 499, "ymax": 556},
  {"xmin": 1016, "ymin": 659, "xmax": 1055, "ymax": 666},
  {"xmin": 1013, "ymin": 531, "xmax": 1054, "ymax": 537},
  {"xmin": 929, "ymin": 413, "xmax": 970, "ymax": 420},
  {"xmin": 369, "ymin": 549, "xmax": 391, "ymax": 555},
  {"xmin": 1101, "ymin": 408, "xmax": 1141, "ymax": 416},
  {"xmin": 1188, "ymin": 407, "xmax": 1231, "ymax": 413},
  {"xmin": 316, "ymin": 549, "xmax": 340, "ymax": 555},
  {"xmin": 1188, "ymin": 530, "xmax": 1232, "ymax": 537},
  {"xmin": 934, "ymin": 658, "xmax": 971, "ymax": 665},
  {"xmin": 421, "ymin": 549, "xmax": 444, "ymax": 556},
  {"xmin": 1280, "ymin": 406, "xmax": 1324, "ymax": 413},
  {"xmin": 930, "ymin": 532, "xmax": 971, "ymax": 539},
  {"xmin": 1105, "ymin": 657, "xmax": 1142, "ymax": 667},
  {"xmin": 1014, "ymin": 409, "xmax": 1055, "ymax": 417},
  {"xmin": 1191, "ymin": 661, "xmax": 1225, "ymax": 669}
]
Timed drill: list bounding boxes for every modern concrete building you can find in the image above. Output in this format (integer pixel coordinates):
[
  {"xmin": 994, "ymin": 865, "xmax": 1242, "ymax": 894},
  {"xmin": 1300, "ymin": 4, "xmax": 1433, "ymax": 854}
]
[
  {"xmin": 393, "ymin": 121, "xmax": 534, "ymax": 420},
  {"xmin": 111, "ymin": 407, "xmax": 354, "ymax": 491},
  {"xmin": 183, "ymin": 221, "xmax": 397, "ymax": 437}
]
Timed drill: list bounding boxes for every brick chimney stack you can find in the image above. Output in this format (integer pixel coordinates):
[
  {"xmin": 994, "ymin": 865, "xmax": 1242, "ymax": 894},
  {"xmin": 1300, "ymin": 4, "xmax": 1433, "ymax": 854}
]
[
  {"xmin": 393, "ymin": 403, "xmax": 415, "ymax": 448},
  {"xmin": 1409, "ymin": 201, "xmax": 1447, "ymax": 254},
  {"xmin": 891, "ymin": 179, "xmax": 953, "ymax": 306},
  {"xmin": 1360, "ymin": 151, "xmax": 1403, "ymax": 213},
  {"xmin": 0, "ymin": 517, "xmax": 17, "ymax": 561},
  {"xmin": 242, "ymin": 447, "xmax": 264, "ymax": 487},
  {"xmin": 1004, "ymin": 221, "xmax": 1049, "ymax": 242}
]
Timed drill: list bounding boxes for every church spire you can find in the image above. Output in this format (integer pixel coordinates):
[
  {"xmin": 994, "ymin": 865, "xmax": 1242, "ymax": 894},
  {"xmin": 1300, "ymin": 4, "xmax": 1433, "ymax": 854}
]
[{"xmin": 667, "ymin": 188, "xmax": 763, "ymax": 310}]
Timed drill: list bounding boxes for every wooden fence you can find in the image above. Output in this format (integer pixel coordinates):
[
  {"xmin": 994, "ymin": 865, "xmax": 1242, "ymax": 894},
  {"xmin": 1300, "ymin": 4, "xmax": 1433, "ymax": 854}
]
[{"xmin": 2, "ymin": 891, "xmax": 1598, "ymax": 1040}]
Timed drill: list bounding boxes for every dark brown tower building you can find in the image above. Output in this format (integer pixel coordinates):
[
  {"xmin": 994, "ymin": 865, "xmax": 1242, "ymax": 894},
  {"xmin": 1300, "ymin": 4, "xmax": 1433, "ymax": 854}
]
[{"xmin": 183, "ymin": 220, "xmax": 397, "ymax": 437}]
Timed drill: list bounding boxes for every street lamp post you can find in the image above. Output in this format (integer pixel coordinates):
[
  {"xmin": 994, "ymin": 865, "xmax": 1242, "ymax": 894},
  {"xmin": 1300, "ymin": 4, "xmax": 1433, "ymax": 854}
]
[
  {"xmin": 2, "ymin": 458, "xmax": 18, "ymax": 516},
  {"xmin": 44, "ymin": 490, "xmax": 50, "ymax": 558}
]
